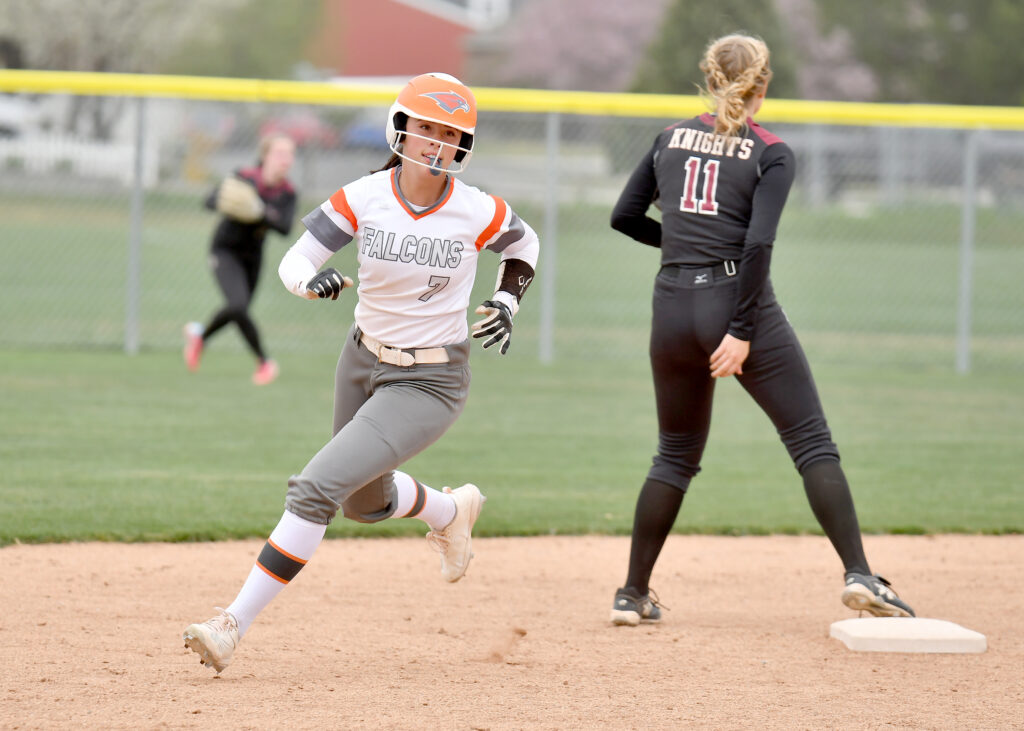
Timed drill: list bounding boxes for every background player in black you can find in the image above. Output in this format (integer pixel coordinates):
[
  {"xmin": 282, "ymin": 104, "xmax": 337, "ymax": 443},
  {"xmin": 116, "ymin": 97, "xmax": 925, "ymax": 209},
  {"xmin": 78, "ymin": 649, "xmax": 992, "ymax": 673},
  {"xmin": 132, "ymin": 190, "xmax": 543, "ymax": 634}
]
[
  {"xmin": 184, "ymin": 134, "xmax": 297, "ymax": 385},
  {"xmin": 608, "ymin": 33, "xmax": 914, "ymax": 625}
]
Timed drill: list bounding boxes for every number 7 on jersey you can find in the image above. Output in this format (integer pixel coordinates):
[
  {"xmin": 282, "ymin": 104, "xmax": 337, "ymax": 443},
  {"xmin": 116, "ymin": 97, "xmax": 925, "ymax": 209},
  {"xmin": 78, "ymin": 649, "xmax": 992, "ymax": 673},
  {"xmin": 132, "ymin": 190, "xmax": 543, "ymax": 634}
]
[{"xmin": 419, "ymin": 275, "xmax": 451, "ymax": 302}]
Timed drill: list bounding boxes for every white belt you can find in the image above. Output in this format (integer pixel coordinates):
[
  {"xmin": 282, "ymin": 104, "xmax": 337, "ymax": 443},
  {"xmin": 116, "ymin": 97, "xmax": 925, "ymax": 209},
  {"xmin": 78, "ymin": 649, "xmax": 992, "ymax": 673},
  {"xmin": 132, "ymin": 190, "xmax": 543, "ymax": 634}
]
[{"xmin": 359, "ymin": 333, "xmax": 449, "ymax": 366}]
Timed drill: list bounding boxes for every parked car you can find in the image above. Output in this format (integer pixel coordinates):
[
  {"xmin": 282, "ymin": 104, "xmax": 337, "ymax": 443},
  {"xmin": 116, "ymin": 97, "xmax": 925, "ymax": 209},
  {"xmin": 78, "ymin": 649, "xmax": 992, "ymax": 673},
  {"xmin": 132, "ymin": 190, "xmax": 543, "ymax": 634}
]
[
  {"xmin": 0, "ymin": 94, "xmax": 39, "ymax": 138},
  {"xmin": 342, "ymin": 109, "xmax": 391, "ymax": 152},
  {"xmin": 259, "ymin": 112, "xmax": 340, "ymax": 149}
]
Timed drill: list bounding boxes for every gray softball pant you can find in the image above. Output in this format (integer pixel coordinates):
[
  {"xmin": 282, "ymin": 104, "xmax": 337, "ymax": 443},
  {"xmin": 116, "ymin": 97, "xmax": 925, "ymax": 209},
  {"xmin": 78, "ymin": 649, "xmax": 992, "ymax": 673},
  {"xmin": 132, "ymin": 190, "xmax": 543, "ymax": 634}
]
[{"xmin": 285, "ymin": 324, "xmax": 472, "ymax": 525}]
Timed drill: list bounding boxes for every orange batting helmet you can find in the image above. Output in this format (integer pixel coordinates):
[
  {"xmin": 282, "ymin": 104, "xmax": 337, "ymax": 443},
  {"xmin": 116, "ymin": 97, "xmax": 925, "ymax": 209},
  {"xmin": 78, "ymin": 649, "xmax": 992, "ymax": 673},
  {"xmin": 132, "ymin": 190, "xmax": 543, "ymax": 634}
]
[{"xmin": 386, "ymin": 72, "xmax": 477, "ymax": 173}]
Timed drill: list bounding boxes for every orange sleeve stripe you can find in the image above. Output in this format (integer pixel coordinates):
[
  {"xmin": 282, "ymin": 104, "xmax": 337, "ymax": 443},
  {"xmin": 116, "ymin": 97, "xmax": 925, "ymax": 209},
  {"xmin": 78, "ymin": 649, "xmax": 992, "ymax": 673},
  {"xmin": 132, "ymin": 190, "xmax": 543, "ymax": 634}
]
[
  {"xmin": 255, "ymin": 562, "xmax": 290, "ymax": 584},
  {"xmin": 328, "ymin": 188, "xmax": 357, "ymax": 229},
  {"xmin": 474, "ymin": 195, "xmax": 507, "ymax": 251},
  {"xmin": 268, "ymin": 538, "xmax": 308, "ymax": 565}
]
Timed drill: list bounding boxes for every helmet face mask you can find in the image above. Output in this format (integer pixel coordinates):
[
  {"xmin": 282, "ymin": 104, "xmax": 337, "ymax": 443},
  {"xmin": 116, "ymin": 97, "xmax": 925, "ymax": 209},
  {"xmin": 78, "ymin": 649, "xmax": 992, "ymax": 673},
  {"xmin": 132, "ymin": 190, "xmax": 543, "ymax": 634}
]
[{"xmin": 385, "ymin": 73, "xmax": 477, "ymax": 174}]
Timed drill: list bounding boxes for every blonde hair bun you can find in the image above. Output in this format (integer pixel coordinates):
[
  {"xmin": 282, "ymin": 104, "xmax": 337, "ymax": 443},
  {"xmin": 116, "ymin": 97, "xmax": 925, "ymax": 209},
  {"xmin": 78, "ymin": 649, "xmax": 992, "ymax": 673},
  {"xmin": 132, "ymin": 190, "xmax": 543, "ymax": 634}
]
[{"xmin": 699, "ymin": 34, "xmax": 773, "ymax": 137}]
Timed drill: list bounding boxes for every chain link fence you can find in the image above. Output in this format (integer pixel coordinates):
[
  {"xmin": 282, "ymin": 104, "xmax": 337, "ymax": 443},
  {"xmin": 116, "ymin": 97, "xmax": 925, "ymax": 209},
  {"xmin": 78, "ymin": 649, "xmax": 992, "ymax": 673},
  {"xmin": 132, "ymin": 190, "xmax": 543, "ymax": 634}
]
[{"xmin": 1, "ymin": 88, "xmax": 1021, "ymax": 371}]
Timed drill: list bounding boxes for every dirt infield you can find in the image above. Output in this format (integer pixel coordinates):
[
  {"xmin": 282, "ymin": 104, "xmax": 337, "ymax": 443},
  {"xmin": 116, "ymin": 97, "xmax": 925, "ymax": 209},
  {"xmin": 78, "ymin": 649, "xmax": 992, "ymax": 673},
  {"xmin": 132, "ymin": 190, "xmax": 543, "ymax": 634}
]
[{"xmin": 2, "ymin": 535, "xmax": 1021, "ymax": 730}]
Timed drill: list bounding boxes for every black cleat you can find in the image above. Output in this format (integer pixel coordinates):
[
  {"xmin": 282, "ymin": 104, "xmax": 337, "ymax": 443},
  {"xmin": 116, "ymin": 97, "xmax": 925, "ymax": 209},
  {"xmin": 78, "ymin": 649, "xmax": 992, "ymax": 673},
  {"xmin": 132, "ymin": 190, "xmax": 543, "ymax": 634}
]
[
  {"xmin": 610, "ymin": 587, "xmax": 664, "ymax": 626},
  {"xmin": 842, "ymin": 573, "xmax": 915, "ymax": 617}
]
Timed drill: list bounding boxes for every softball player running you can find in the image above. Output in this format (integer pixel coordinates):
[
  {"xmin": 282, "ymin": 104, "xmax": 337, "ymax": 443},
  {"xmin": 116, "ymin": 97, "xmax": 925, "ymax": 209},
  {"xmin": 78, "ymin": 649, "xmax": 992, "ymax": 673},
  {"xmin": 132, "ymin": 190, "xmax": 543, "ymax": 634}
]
[
  {"xmin": 608, "ymin": 34, "xmax": 914, "ymax": 626},
  {"xmin": 184, "ymin": 134, "xmax": 298, "ymax": 385},
  {"xmin": 183, "ymin": 73, "xmax": 539, "ymax": 673}
]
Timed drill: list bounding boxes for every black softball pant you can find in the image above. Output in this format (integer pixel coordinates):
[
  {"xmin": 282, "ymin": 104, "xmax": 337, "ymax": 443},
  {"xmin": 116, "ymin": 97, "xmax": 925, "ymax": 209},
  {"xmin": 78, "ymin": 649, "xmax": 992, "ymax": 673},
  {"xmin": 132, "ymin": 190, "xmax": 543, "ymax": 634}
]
[
  {"xmin": 647, "ymin": 265, "xmax": 839, "ymax": 491},
  {"xmin": 203, "ymin": 247, "xmax": 267, "ymax": 360}
]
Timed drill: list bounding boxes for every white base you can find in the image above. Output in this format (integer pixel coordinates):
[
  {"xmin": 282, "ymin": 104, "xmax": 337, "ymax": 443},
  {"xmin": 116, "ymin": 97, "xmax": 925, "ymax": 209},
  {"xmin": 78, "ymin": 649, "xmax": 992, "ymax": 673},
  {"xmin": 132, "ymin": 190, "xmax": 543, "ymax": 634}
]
[{"xmin": 830, "ymin": 617, "xmax": 986, "ymax": 653}]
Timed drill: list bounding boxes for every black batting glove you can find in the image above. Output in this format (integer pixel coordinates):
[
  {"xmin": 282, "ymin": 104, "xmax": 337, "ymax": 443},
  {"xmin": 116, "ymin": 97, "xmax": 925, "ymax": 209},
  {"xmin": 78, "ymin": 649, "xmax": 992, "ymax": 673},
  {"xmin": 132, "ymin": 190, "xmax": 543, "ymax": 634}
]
[
  {"xmin": 471, "ymin": 300, "xmax": 514, "ymax": 354},
  {"xmin": 306, "ymin": 268, "xmax": 350, "ymax": 300}
]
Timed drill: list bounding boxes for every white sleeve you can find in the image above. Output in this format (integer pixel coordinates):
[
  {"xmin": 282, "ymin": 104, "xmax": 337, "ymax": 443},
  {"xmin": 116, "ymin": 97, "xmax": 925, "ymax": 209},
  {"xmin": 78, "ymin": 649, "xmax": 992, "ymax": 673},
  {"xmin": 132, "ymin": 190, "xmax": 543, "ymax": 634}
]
[
  {"xmin": 490, "ymin": 289, "xmax": 519, "ymax": 315},
  {"xmin": 478, "ymin": 196, "xmax": 540, "ymax": 269},
  {"xmin": 499, "ymin": 217, "xmax": 540, "ymax": 269},
  {"xmin": 278, "ymin": 230, "xmax": 335, "ymax": 298}
]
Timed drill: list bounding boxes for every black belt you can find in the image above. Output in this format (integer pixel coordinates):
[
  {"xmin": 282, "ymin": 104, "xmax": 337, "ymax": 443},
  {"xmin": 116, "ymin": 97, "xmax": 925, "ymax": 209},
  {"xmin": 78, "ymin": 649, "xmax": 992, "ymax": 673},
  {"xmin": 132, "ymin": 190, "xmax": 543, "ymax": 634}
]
[{"xmin": 659, "ymin": 260, "xmax": 738, "ymax": 288}]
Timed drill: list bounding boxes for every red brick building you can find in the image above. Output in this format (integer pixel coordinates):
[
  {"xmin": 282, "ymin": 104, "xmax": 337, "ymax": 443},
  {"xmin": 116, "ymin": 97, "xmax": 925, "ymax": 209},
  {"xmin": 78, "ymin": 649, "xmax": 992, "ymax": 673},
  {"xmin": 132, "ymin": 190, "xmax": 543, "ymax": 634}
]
[{"xmin": 309, "ymin": 0, "xmax": 507, "ymax": 80}]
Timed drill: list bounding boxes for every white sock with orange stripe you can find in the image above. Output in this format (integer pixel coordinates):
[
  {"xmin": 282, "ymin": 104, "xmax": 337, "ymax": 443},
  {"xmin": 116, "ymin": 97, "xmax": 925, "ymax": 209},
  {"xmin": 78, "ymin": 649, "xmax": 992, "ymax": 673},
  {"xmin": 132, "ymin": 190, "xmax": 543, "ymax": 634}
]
[
  {"xmin": 391, "ymin": 470, "xmax": 455, "ymax": 531},
  {"xmin": 226, "ymin": 509, "xmax": 326, "ymax": 638}
]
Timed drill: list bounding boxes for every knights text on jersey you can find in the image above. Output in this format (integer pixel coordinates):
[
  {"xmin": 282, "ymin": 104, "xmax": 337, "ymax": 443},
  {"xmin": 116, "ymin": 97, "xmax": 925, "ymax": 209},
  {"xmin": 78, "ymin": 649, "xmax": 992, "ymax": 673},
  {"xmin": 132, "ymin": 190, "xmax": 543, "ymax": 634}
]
[
  {"xmin": 652, "ymin": 113, "xmax": 793, "ymax": 265},
  {"xmin": 304, "ymin": 168, "xmax": 527, "ymax": 348}
]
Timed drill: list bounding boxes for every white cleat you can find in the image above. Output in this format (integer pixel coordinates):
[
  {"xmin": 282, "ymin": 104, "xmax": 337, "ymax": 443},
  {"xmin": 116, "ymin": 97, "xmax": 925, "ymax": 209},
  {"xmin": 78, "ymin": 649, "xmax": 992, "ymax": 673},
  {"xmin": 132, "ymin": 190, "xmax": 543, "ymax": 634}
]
[
  {"xmin": 182, "ymin": 608, "xmax": 239, "ymax": 674},
  {"xmin": 426, "ymin": 484, "xmax": 485, "ymax": 582}
]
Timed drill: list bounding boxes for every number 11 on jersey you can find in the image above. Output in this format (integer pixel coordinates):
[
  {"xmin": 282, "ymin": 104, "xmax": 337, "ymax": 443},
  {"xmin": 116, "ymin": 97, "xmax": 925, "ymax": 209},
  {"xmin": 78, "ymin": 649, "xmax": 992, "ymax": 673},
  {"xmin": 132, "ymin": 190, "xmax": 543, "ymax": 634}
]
[{"xmin": 680, "ymin": 156, "xmax": 720, "ymax": 215}]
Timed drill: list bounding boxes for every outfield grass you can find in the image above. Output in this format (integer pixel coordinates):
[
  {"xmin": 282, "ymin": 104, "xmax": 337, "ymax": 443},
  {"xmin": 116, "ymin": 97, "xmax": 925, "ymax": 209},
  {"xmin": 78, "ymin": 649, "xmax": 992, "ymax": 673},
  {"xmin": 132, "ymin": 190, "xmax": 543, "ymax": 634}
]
[
  {"xmin": 1, "ymin": 346, "xmax": 1022, "ymax": 545},
  {"xmin": 2, "ymin": 187, "xmax": 1022, "ymax": 543},
  {"xmin": 2, "ymin": 192, "xmax": 1024, "ymax": 370}
]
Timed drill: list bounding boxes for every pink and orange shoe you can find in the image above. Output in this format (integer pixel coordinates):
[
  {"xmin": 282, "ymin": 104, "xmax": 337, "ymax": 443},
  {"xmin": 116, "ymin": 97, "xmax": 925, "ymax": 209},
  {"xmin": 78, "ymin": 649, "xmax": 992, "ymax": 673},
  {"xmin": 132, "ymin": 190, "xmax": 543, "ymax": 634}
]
[
  {"xmin": 183, "ymin": 322, "xmax": 204, "ymax": 372},
  {"xmin": 252, "ymin": 359, "xmax": 279, "ymax": 385}
]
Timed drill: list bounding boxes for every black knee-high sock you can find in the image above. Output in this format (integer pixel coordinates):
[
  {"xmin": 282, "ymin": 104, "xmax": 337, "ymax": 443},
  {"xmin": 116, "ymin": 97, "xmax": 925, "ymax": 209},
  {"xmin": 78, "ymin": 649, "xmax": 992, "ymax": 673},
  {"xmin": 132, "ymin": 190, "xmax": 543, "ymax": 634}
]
[
  {"xmin": 235, "ymin": 312, "xmax": 267, "ymax": 361},
  {"xmin": 801, "ymin": 459, "xmax": 870, "ymax": 575},
  {"xmin": 203, "ymin": 309, "xmax": 232, "ymax": 340},
  {"xmin": 203, "ymin": 308, "xmax": 267, "ymax": 361},
  {"xmin": 624, "ymin": 478, "xmax": 685, "ymax": 595}
]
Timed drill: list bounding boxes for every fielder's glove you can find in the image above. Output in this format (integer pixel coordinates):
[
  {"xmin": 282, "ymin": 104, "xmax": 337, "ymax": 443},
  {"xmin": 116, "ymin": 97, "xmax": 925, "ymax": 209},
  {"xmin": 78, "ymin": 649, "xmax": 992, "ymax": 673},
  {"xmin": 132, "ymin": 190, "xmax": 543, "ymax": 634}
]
[
  {"xmin": 216, "ymin": 176, "xmax": 265, "ymax": 223},
  {"xmin": 472, "ymin": 300, "xmax": 514, "ymax": 354},
  {"xmin": 306, "ymin": 268, "xmax": 353, "ymax": 300}
]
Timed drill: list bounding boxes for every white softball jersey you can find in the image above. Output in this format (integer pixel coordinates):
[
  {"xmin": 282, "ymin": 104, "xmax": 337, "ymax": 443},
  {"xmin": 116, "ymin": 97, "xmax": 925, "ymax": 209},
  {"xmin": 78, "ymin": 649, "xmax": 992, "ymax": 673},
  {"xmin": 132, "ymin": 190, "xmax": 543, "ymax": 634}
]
[{"xmin": 279, "ymin": 168, "xmax": 539, "ymax": 349}]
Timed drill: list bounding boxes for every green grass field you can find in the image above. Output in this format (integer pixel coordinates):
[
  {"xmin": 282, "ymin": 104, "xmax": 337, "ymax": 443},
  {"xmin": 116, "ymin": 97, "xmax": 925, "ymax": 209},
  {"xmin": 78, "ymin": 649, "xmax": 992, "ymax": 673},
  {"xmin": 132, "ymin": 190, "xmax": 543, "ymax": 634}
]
[
  {"xmin": 1, "ymin": 188, "xmax": 1022, "ymax": 544},
  {"xmin": 2, "ymin": 191, "xmax": 1024, "ymax": 369},
  {"xmin": 2, "ymin": 346, "xmax": 1022, "ymax": 545}
]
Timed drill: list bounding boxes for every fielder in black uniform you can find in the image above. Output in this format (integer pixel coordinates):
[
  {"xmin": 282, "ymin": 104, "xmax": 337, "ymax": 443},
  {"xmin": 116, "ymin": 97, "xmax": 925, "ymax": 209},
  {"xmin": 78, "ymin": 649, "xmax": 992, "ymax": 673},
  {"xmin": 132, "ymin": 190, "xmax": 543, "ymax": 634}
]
[
  {"xmin": 608, "ymin": 33, "xmax": 914, "ymax": 626},
  {"xmin": 184, "ymin": 134, "xmax": 298, "ymax": 385}
]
